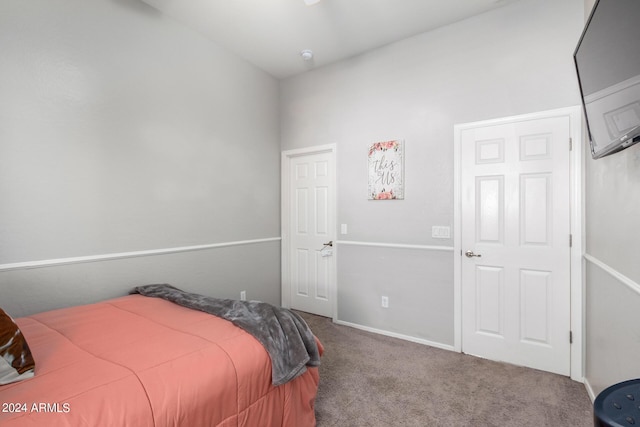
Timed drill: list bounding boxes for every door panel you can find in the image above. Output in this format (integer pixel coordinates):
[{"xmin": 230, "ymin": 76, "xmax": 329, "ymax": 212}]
[
  {"xmin": 476, "ymin": 176, "xmax": 503, "ymax": 243},
  {"xmin": 476, "ymin": 265, "xmax": 504, "ymax": 337},
  {"xmin": 520, "ymin": 269, "xmax": 551, "ymax": 344},
  {"xmin": 521, "ymin": 174, "xmax": 551, "ymax": 245},
  {"xmin": 461, "ymin": 116, "xmax": 571, "ymax": 376}
]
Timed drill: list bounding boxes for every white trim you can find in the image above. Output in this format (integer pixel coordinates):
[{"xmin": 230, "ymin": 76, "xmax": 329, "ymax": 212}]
[
  {"xmin": 280, "ymin": 144, "xmax": 335, "ymax": 158},
  {"xmin": 453, "ymin": 106, "xmax": 584, "ymax": 381},
  {"xmin": 453, "ymin": 106, "xmax": 581, "ymax": 129},
  {"xmin": 453, "ymin": 120, "xmax": 463, "ymax": 353},
  {"xmin": 584, "ymin": 253, "xmax": 640, "ymax": 296},
  {"xmin": 570, "ymin": 106, "xmax": 586, "ymax": 383},
  {"xmin": 583, "ymin": 377, "xmax": 597, "ymax": 402},
  {"xmin": 336, "ymin": 240, "xmax": 454, "ymax": 251},
  {"xmin": 281, "ymin": 144, "xmax": 338, "ymax": 321},
  {"xmin": 334, "ymin": 319, "xmax": 456, "ymax": 352},
  {"xmin": 0, "ymin": 238, "xmax": 281, "ymax": 272}
]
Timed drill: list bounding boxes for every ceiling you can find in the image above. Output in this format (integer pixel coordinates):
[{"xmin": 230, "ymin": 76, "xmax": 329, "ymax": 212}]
[{"xmin": 139, "ymin": 0, "xmax": 520, "ymax": 79}]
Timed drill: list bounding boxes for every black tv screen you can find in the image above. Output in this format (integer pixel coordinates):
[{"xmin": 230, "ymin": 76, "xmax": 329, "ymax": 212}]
[{"xmin": 574, "ymin": 0, "xmax": 640, "ymax": 159}]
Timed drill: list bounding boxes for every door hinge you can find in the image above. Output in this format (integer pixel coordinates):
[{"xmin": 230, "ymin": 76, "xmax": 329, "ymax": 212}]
[
  {"xmin": 569, "ymin": 331, "xmax": 573, "ymax": 344},
  {"xmin": 569, "ymin": 138, "xmax": 573, "ymax": 151},
  {"xmin": 569, "ymin": 234, "xmax": 573, "ymax": 247}
]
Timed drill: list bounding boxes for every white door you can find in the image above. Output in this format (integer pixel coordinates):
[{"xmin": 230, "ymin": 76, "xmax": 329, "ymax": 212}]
[
  {"xmin": 282, "ymin": 147, "xmax": 335, "ymax": 317},
  {"xmin": 460, "ymin": 115, "xmax": 571, "ymax": 375}
]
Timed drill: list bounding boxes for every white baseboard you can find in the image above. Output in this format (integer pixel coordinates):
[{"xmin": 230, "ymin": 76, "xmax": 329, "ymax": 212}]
[
  {"xmin": 333, "ymin": 319, "xmax": 456, "ymax": 352},
  {"xmin": 583, "ymin": 377, "xmax": 597, "ymax": 402}
]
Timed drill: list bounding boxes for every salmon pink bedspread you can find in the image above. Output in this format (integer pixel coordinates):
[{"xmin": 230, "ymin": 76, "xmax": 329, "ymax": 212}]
[{"xmin": 0, "ymin": 295, "xmax": 322, "ymax": 426}]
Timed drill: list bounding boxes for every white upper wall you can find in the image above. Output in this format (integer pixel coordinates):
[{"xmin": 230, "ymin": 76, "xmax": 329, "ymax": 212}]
[
  {"xmin": 0, "ymin": 0, "xmax": 281, "ymax": 264},
  {"xmin": 585, "ymin": 0, "xmax": 597, "ymax": 19},
  {"xmin": 281, "ymin": 0, "xmax": 584, "ymax": 245}
]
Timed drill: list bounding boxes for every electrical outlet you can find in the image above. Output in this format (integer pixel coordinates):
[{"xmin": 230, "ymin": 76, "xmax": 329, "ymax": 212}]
[
  {"xmin": 240, "ymin": 291, "xmax": 246, "ymax": 301},
  {"xmin": 381, "ymin": 296, "xmax": 389, "ymax": 308}
]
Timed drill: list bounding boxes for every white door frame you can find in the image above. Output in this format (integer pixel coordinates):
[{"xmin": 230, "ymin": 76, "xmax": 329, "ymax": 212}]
[
  {"xmin": 281, "ymin": 144, "xmax": 337, "ymax": 320},
  {"xmin": 453, "ymin": 106, "xmax": 584, "ymax": 381}
]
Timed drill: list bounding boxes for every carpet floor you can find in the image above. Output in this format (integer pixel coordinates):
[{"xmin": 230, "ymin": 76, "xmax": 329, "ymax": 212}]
[{"xmin": 298, "ymin": 311, "xmax": 593, "ymax": 427}]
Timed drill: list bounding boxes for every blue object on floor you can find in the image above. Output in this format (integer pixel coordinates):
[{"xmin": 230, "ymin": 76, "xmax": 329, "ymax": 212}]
[{"xmin": 594, "ymin": 379, "xmax": 640, "ymax": 426}]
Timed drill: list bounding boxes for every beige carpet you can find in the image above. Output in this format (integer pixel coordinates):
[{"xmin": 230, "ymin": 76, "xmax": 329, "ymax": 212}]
[{"xmin": 298, "ymin": 311, "xmax": 593, "ymax": 427}]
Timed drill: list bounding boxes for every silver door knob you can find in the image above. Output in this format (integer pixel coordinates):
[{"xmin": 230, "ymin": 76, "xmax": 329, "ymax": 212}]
[{"xmin": 465, "ymin": 250, "xmax": 482, "ymax": 258}]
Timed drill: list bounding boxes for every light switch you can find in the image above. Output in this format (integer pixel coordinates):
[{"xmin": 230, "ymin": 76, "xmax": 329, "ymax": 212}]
[
  {"xmin": 341, "ymin": 224, "xmax": 348, "ymax": 235},
  {"xmin": 432, "ymin": 226, "xmax": 451, "ymax": 239}
]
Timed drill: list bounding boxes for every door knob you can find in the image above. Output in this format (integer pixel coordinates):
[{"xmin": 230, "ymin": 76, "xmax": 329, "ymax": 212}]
[
  {"xmin": 465, "ymin": 250, "xmax": 481, "ymax": 258},
  {"xmin": 320, "ymin": 241, "xmax": 333, "ymax": 257}
]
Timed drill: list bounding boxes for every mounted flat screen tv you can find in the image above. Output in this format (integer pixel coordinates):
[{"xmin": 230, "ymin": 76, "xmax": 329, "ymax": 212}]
[{"xmin": 574, "ymin": 0, "xmax": 640, "ymax": 159}]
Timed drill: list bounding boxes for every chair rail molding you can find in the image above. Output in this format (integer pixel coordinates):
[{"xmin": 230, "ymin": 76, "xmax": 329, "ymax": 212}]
[{"xmin": 0, "ymin": 237, "xmax": 281, "ymax": 272}]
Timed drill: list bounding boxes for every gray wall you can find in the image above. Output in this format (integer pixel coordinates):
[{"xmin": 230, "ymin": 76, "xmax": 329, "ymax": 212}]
[
  {"xmin": 581, "ymin": 0, "xmax": 640, "ymax": 398},
  {"xmin": 280, "ymin": 0, "xmax": 584, "ymax": 346},
  {"xmin": 0, "ymin": 0, "xmax": 281, "ymax": 316},
  {"xmin": 1, "ymin": 242, "xmax": 280, "ymax": 317}
]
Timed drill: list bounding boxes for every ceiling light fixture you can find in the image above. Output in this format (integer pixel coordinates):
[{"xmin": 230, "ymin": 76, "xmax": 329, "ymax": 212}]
[
  {"xmin": 300, "ymin": 49, "xmax": 314, "ymax": 61},
  {"xmin": 303, "ymin": 0, "xmax": 321, "ymax": 5}
]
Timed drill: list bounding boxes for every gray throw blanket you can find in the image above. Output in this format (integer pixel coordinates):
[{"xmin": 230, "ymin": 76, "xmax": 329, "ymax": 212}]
[{"xmin": 130, "ymin": 284, "xmax": 320, "ymax": 386}]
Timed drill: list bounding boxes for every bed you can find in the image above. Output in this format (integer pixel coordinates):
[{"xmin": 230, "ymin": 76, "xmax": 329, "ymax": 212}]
[{"xmin": 0, "ymin": 289, "xmax": 322, "ymax": 426}]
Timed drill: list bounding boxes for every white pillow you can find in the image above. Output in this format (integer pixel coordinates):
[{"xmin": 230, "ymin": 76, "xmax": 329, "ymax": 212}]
[{"xmin": 0, "ymin": 308, "xmax": 35, "ymax": 385}]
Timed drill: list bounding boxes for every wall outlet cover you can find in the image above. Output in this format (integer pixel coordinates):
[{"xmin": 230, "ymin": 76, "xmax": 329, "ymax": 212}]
[{"xmin": 432, "ymin": 226, "xmax": 451, "ymax": 239}]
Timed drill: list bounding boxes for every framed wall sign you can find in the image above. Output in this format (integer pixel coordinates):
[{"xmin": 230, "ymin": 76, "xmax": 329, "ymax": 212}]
[{"xmin": 368, "ymin": 139, "xmax": 404, "ymax": 200}]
